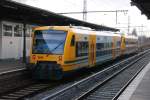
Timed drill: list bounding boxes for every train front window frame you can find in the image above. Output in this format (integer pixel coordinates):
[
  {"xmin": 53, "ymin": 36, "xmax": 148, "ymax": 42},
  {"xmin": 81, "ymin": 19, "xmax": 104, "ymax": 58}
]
[{"xmin": 32, "ymin": 30, "xmax": 67, "ymax": 54}]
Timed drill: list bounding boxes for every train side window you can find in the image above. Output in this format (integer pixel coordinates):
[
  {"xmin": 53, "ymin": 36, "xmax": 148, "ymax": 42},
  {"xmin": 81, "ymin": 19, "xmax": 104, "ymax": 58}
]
[
  {"xmin": 76, "ymin": 41, "xmax": 88, "ymax": 57},
  {"xmin": 71, "ymin": 35, "xmax": 75, "ymax": 46},
  {"xmin": 96, "ymin": 43, "xmax": 104, "ymax": 50}
]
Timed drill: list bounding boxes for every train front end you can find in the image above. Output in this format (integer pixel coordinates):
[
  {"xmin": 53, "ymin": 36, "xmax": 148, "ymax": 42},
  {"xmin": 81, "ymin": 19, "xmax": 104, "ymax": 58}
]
[{"xmin": 30, "ymin": 26, "xmax": 67, "ymax": 80}]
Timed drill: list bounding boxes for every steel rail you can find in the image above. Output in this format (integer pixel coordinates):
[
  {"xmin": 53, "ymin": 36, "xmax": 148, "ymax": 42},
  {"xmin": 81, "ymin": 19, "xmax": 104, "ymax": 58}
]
[
  {"xmin": 0, "ymin": 68, "xmax": 26, "ymax": 76},
  {"xmin": 76, "ymin": 51, "xmax": 149, "ymax": 100}
]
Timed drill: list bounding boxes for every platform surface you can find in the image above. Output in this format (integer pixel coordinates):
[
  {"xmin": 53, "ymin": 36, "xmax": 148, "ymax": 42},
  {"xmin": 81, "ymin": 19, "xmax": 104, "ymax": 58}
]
[
  {"xmin": 0, "ymin": 60, "xmax": 25, "ymax": 73},
  {"xmin": 118, "ymin": 61, "xmax": 150, "ymax": 100}
]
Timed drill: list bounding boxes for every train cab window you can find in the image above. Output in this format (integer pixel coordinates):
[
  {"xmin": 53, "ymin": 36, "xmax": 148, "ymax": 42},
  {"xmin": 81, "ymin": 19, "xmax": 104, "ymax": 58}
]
[
  {"xmin": 32, "ymin": 30, "xmax": 67, "ymax": 54},
  {"xmin": 71, "ymin": 35, "xmax": 75, "ymax": 46}
]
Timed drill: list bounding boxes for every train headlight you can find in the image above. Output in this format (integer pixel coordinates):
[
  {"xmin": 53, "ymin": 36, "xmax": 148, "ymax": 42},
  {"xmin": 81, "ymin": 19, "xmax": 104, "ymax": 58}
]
[
  {"xmin": 32, "ymin": 55, "xmax": 36, "ymax": 60},
  {"xmin": 58, "ymin": 56, "xmax": 62, "ymax": 61}
]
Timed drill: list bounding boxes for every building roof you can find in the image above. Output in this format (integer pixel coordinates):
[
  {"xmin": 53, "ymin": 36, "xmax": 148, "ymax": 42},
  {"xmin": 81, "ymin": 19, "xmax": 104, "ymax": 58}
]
[
  {"xmin": 0, "ymin": 0, "xmax": 119, "ymax": 31},
  {"xmin": 131, "ymin": 0, "xmax": 150, "ymax": 19}
]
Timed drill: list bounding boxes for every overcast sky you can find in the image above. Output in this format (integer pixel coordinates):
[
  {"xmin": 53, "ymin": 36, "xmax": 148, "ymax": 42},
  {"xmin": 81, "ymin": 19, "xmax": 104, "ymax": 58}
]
[{"xmin": 13, "ymin": 0, "xmax": 150, "ymax": 36}]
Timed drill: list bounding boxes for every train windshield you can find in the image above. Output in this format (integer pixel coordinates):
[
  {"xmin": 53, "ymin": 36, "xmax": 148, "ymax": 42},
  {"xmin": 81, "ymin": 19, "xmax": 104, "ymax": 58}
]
[{"xmin": 32, "ymin": 30, "xmax": 67, "ymax": 54}]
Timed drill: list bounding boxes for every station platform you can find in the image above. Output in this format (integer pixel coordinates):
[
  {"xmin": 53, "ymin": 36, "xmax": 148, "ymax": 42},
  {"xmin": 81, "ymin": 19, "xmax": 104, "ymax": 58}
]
[
  {"xmin": 118, "ymin": 61, "xmax": 150, "ymax": 100},
  {"xmin": 0, "ymin": 60, "xmax": 26, "ymax": 73}
]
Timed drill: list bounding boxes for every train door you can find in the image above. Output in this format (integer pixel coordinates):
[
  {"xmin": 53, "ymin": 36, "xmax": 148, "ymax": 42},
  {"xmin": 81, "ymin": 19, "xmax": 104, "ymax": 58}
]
[
  {"xmin": 88, "ymin": 35, "xmax": 96, "ymax": 67},
  {"xmin": 112, "ymin": 36, "xmax": 116, "ymax": 59},
  {"xmin": 121, "ymin": 36, "xmax": 126, "ymax": 55}
]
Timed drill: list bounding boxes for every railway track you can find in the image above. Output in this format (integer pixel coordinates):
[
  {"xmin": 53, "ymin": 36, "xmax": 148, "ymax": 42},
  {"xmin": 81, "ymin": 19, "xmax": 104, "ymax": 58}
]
[
  {"xmin": 0, "ymin": 68, "xmax": 61, "ymax": 100},
  {"xmin": 0, "ymin": 54, "xmax": 134, "ymax": 100},
  {"xmin": 0, "ymin": 50, "xmax": 149, "ymax": 100},
  {"xmin": 38, "ymin": 49, "xmax": 150, "ymax": 100},
  {"xmin": 0, "ymin": 68, "xmax": 33, "ymax": 95},
  {"xmin": 0, "ymin": 83, "xmax": 53, "ymax": 100},
  {"xmin": 77, "ymin": 52, "xmax": 150, "ymax": 100}
]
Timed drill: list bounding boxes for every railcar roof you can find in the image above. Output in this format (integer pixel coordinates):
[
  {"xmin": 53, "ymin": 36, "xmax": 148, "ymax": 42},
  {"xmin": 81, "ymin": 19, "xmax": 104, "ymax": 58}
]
[
  {"xmin": 33, "ymin": 26, "xmax": 71, "ymax": 31},
  {"xmin": 33, "ymin": 26, "xmax": 121, "ymax": 37},
  {"xmin": 72, "ymin": 28, "xmax": 121, "ymax": 37}
]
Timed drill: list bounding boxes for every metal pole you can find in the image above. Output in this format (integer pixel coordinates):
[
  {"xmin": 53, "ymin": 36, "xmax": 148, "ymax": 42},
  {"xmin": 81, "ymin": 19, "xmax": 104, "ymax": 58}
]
[
  {"xmin": 128, "ymin": 16, "xmax": 130, "ymax": 34},
  {"xmin": 83, "ymin": 0, "xmax": 87, "ymax": 21},
  {"xmin": 116, "ymin": 10, "xmax": 117, "ymax": 24},
  {"xmin": 141, "ymin": 24, "xmax": 144, "ymax": 50},
  {"xmin": 23, "ymin": 23, "xmax": 26, "ymax": 63}
]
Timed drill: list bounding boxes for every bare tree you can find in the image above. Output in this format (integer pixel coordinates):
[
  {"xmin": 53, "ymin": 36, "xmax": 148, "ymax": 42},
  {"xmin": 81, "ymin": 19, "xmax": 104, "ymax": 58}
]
[{"xmin": 132, "ymin": 28, "xmax": 137, "ymax": 36}]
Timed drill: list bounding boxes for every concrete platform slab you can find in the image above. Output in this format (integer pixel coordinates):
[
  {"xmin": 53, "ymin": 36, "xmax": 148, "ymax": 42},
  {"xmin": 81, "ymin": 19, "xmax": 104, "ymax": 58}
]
[
  {"xmin": 0, "ymin": 60, "xmax": 25, "ymax": 73},
  {"xmin": 118, "ymin": 61, "xmax": 150, "ymax": 100}
]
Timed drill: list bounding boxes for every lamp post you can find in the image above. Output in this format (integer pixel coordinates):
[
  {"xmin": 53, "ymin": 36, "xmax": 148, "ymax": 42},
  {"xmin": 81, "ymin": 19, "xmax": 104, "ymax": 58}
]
[{"xmin": 23, "ymin": 23, "xmax": 26, "ymax": 63}]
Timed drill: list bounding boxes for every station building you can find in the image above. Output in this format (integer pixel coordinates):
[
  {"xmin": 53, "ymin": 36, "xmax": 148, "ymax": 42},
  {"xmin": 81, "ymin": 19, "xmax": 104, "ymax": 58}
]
[{"xmin": 0, "ymin": 20, "xmax": 32, "ymax": 59}]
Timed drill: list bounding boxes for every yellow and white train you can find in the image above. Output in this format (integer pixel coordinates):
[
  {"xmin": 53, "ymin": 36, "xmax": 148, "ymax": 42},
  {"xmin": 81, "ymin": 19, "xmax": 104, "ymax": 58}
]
[{"xmin": 30, "ymin": 26, "xmax": 138, "ymax": 80}]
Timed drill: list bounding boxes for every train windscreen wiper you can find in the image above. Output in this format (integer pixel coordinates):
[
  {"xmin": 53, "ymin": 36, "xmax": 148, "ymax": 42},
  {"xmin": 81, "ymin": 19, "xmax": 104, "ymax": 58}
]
[{"xmin": 49, "ymin": 40, "xmax": 65, "ymax": 53}]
